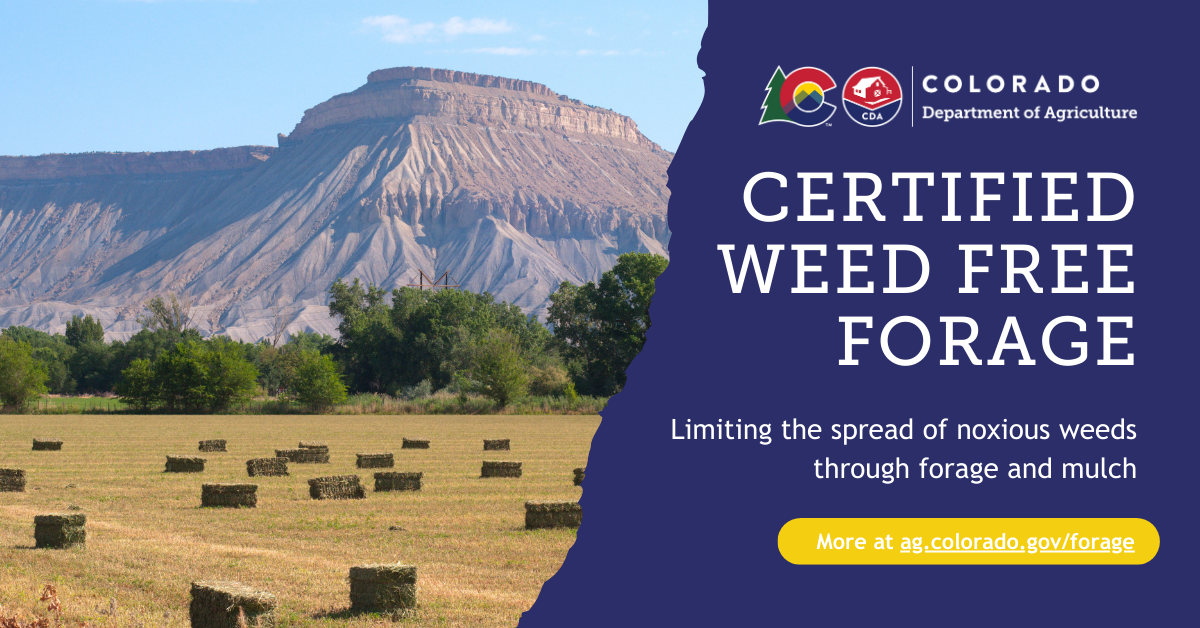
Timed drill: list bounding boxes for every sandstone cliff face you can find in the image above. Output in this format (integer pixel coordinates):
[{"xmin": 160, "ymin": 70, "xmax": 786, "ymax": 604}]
[
  {"xmin": 367, "ymin": 67, "xmax": 558, "ymax": 97},
  {"xmin": 285, "ymin": 66, "xmax": 654, "ymax": 148},
  {"xmin": 0, "ymin": 67, "xmax": 670, "ymax": 341}
]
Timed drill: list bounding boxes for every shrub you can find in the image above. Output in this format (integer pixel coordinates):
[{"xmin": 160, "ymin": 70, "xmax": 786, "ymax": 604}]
[
  {"xmin": 0, "ymin": 339, "xmax": 49, "ymax": 411},
  {"xmin": 465, "ymin": 330, "xmax": 528, "ymax": 406},
  {"xmin": 528, "ymin": 364, "xmax": 570, "ymax": 396},
  {"xmin": 287, "ymin": 351, "xmax": 347, "ymax": 411},
  {"xmin": 396, "ymin": 379, "xmax": 432, "ymax": 400}
]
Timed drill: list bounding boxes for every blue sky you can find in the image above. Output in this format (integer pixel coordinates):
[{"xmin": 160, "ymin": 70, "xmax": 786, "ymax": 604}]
[{"xmin": 0, "ymin": 1, "xmax": 706, "ymax": 155}]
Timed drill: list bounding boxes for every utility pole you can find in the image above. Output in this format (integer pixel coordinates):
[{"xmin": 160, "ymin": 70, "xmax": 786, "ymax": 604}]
[{"xmin": 406, "ymin": 270, "xmax": 461, "ymax": 291}]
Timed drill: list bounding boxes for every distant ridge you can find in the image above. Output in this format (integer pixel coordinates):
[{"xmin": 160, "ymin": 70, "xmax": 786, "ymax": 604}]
[{"xmin": 0, "ymin": 146, "xmax": 274, "ymax": 181}]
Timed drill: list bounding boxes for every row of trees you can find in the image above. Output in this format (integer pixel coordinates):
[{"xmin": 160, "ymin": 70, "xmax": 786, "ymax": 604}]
[
  {"xmin": 117, "ymin": 338, "xmax": 345, "ymax": 412},
  {"xmin": 1, "ymin": 295, "xmax": 209, "ymax": 396},
  {"xmin": 328, "ymin": 252, "xmax": 668, "ymax": 403},
  {"xmin": 329, "ymin": 280, "xmax": 563, "ymax": 405},
  {"xmin": 0, "ymin": 312, "xmax": 345, "ymax": 412},
  {"xmin": 0, "ymin": 252, "xmax": 667, "ymax": 412},
  {"xmin": 0, "ymin": 327, "xmax": 347, "ymax": 413}
]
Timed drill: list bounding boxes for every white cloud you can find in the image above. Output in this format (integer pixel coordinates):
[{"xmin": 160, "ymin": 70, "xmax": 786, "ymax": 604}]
[
  {"xmin": 529, "ymin": 34, "xmax": 546, "ymax": 42},
  {"xmin": 466, "ymin": 47, "xmax": 535, "ymax": 56},
  {"xmin": 363, "ymin": 16, "xmax": 436, "ymax": 43},
  {"xmin": 443, "ymin": 17, "xmax": 512, "ymax": 36},
  {"xmin": 363, "ymin": 15, "xmax": 513, "ymax": 44},
  {"xmin": 574, "ymin": 49, "xmax": 629, "ymax": 58}
]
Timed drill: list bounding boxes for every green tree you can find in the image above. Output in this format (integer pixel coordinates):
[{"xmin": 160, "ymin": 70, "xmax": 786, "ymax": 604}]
[
  {"xmin": 396, "ymin": 287, "xmax": 551, "ymax": 389},
  {"xmin": 1, "ymin": 326, "xmax": 75, "ymax": 394},
  {"xmin": 117, "ymin": 339, "xmax": 259, "ymax": 412},
  {"xmin": 69, "ymin": 341, "xmax": 115, "ymax": 393},
  {"xmin": 65, "ymin": 314, "xmax": 114, "ymax": 393},
  {"xmin": 153, "ymin": 342, "xmax": 210, "ymax": 412},
  {"xmin": 115, "ymin": 358, "xmax": 157, "ymax": 411},
  {"xmin": 287, "ymin": 351, "xmax": 347, "ymax": 411},
  {"xmin": 464, "ymin": 329, "xmax": 529, "ymax": 406},
  {"xmin": 247, "ymin": 331, "xmax": 337, "ymax": 395},
  {"xmin": 248, "ymin": 342, "xmax": 296, "ymax": 395},
  {"xmin": 30, "ymin": 345, "xmax": 75, "ymax": 394},
  {"xmin": 287, "ymin": 331, "xmax": 336, "ymax": 354},
  {"xmin": 113, "ymin": 328, "xmax": 200, "ymax": 374},
  {"xmin": 0, "ymin": 339, "xmax": 49, "ymax": 411},
  {"xmin": 547, "ymin": 252, "xmax": 668, "ymax": 395},
  {"xmin": 138, "ymin": 293, "xmax": 194, "ymax": 333},
  {"xmin": 201, "ymin": 339, "xmax": 260, "ymax": 412},
  {"xmin": 328, "ymin": 278, "xmax": 402, "ymax": 393},
  {"xmin": 65, "ymin": 315, "xmax": 105, "ymax": 348}
]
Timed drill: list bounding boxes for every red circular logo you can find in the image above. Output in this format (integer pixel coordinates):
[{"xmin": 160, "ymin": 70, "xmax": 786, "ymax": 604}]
[{"xmin": 842, "ymin": 67, "xmax": 903, "ymax": 127}]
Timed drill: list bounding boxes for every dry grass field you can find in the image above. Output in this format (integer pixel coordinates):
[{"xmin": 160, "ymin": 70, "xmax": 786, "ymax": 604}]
[{"xmin": 0, "ymin": 414, "xmax": 599, "ymax": 626}]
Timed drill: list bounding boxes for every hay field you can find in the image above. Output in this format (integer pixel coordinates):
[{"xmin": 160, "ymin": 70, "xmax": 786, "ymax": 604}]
[{"xmin": 0, "ymin": 414, "xmax": 598, "ymax": 626}]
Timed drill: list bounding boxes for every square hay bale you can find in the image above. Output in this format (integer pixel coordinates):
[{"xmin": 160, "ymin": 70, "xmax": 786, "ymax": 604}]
[
  {"xmin": 275, "ymin": 448, "xmax": 329, "ymax": 464},
  {"xmin": 32, "ymin": 438, "xmax": 63, "ymax": 451},
  {"xmin": 401, "ymin": 438, "xmax": 429, "ymax": 449},
  {"xmin": 480, "ymin": 461, "xmax": 522, "ymax": 478},
  {"xmin": 0, "ymin": 468, "xmax": 26, "ymax": 492},
  {"xmin": 246, "ymin": 457, "xmax": 289, "ymax": 477},
  {"xmin": 483, "ymin": 439, "xmax": 510, "ymax": 451},
  {"xmin": 349, "ymin": 564, "xmax": 417, "ymax": 612},
  {"xmin": 298, "ymin": 441, "xmax": 329, "ymax": 452},
  {"xmin": 189, "ymin": 581, "xmax": 276, "ymax": 628},
  {"xmin": 374, "ymin": 472, "xmax": 422, "ymax": 492},
  {"xmin": 356, "ymin": 453, "xmax": 394, "ymax": 469},
  {"xmin": 525, "ymin": 501, "xmax": 583, "ymax": 529},
  {"xmin": 34, "ymin": 513, "xmax": 86, "ymax": 549},
  {"xmin": 201, "ymin": 484, "xmax": 258, "ymax": 508},
  {"xmin": 308, "ymin": 475, "xmax": 365, "ymax": 500},
  {"xmin": 573, "ymin": 467, "xmax": 586, "ymax": 486},
  {"xmin": 166, "ymin": 456, "xmax": 207, "ymax": 473},
  {"xmin": 198, "ymin": 439, "xmax": 227, "ymax": 453}
]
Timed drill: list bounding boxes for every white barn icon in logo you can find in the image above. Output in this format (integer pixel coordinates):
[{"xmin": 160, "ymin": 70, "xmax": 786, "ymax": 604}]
[{"xmin": 852, "ymin": 76, "xmax": 892, "ymax": 105}]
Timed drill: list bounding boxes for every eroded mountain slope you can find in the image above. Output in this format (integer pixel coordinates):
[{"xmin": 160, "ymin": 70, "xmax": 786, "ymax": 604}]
[{"xmin": 0, "ymin": 67, "xmax": 671, "ymax": 340}]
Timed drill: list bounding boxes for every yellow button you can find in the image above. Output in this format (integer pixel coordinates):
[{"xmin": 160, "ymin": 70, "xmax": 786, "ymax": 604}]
[{"xmin": 778, "ymin": 518, "xmax": 1158, "ymax": 565}]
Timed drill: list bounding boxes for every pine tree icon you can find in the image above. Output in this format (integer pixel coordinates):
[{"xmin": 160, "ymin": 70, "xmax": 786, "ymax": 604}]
[{"xmin": 760, "ymin": 67, "xmax": 791, "ymax": 124}]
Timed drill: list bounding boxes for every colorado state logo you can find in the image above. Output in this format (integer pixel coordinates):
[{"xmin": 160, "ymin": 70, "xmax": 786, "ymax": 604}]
[
  {"xmin": 759, "ymin": 66, "xmax": 838, "ymax": 127},
  {"xmin": 842, "ymin": 67, "xmax": 903, "ymax": 127}
]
